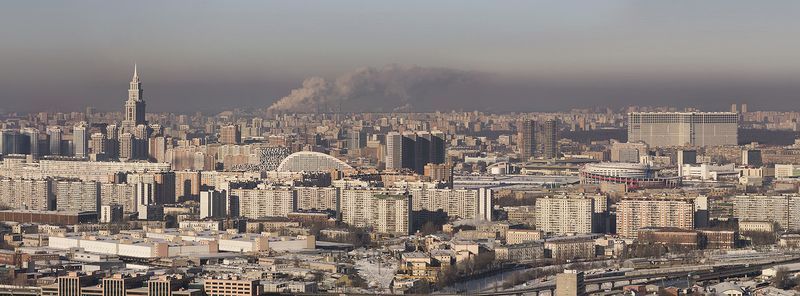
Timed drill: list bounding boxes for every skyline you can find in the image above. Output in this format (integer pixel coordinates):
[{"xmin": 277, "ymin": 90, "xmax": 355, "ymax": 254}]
[
  {"xmin": 2, "ymin": 1, "xmax": 800, "ymax": 112},
  {"xmin": 5, "ymin": 2, "xmax": 800, "ymax": 293}
]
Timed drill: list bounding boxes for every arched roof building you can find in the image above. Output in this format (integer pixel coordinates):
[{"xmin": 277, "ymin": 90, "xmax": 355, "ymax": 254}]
[{"xmin": 276, "ymin": 151, "xmax": 354, "ymax": 172}]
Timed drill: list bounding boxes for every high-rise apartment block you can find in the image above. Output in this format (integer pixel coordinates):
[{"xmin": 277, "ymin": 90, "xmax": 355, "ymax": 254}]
[
  {"xmin": 73, "ymin": 123, "xmax": 89, "ymax": 158},
  {"xmin": 89, "ymin": 133, "xmax": 106, "ymax": 156},
  {"xmin": 47, "ymin": 127, "xmax": 63, "ymax": 156},
  {"xmin": 55, "ymin": 180, "xmax": 101, "ymax": 212},
  {"xmin": 296, "ymin": 187, "xmax": 339, "ymax": 212},
  {"xmin": 220, "ymin": 125, "xmax": 241, "ymax": 145},
  {"xmin": 100, "ymin": 204, "xmax": 124, "ymax": 223},
  {"xmin": 610, "ymin": 141, "xmax": 648, "ymax": 163},
  {"xmin": 535, "ymin": 195, "xmax": 594, "ymax": 235},
  {"xmin": 385, "ymin": 131, "xmax": 445, "ymax": 174},
  {"xmin": 542, "ymin": 119, "xmax": 559, "ymax": 159},
  {"xmin": 339, "ymin": 189, "xmax": 411, "ymax": 235},
  {"xmin": 0, "ymin": 178, "xmax": 53, "ymax": 211},
  {"xmin": 231, "ymin": 187, "xmax": 297, "ymax": 219},
  {"xmin": 732, "ymin": 195, "xmax": 800, "ymax": 231},
  {"xmin": 616, "ymin": 197, "xmax": 694, "ymax": 238},
  {"xmin": 408, "ymin": 187, "xmax": 492, "ymax": 221},
  {"xmin": 519, "ymin": 120, "xmax": 536, "ymax": 160},
  {"xmin": 200, "ymin": 190, "xmax": 227, "ymax": 219}
]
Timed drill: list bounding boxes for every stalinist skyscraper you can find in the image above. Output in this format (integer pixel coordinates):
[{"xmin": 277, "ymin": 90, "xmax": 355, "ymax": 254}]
[{"xmin": 122, "ymin": 64, "xmax": 146, "ymax": 132}]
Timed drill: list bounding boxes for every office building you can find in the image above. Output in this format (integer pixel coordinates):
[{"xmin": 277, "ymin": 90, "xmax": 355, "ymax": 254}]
[
  {"xmin": 628, "ymin": 112, "xmax": 738, "ymax": 147},
  {"xmin": 254, "ymin": 146, "xmax": 291, "ymax": 171},
  {"xmin": 127, "ymin": 172, "xmax": 176, "ymax": 205},
  {"xmin": 102, "ymin": 274, "xmax": 149, "ymax": 296}
]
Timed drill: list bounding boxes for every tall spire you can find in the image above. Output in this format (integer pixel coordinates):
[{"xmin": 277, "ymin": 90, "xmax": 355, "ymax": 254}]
[{"xmin": 132, "ymin": 63, "xmax": 139, "ymax": 81}]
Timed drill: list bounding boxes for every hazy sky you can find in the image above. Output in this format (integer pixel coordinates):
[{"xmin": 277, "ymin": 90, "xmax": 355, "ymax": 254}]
[{"xmin": 1, "ymin": 1, "xmax": 800, "ymax": 113}]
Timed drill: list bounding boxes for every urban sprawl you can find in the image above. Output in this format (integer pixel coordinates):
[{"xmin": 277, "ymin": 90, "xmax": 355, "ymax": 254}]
[{"xmin": 3, "ymin": 67, "xmax": 800, "ymax": 295}]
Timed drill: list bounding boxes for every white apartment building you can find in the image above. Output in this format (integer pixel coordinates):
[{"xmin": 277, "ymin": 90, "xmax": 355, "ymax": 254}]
[
  {"xmin": 231, "ymin": 187, "xmax": 297, "ymax": 219},
  {"xmin": 339, "ymin": 189, "xmax": 411, "ymax": 235},
  {"xmin": 732, "ymin": 195, "xmax": 800, "ymax": 231},
  {"xmin": 534, "ymin": 195, "xmax": 594, "ymax": 235},
  {"xmin": 295, "ymin": 187, "xmax": 339, "ymax": 212},
  {"xmin": 616, "ymin": 197, "xmax": 694, "ymax": 238},
  {"xmin": 408, "ymin": 188, "xmax": 492, "ymax": 220}
]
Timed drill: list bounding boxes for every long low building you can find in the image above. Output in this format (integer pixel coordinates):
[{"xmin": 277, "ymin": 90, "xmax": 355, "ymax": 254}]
[
  {"xmin": 0, "ymin": 210, "xmax": 97, "ymax": 226},
  {"xmin": 1, "ymin": 159, "xmax": 172, "ymax": 182},
  {"xmin": 47, "ymin": 229, "xmax": 316, "ymax": 258},
  {"xmin": 48, "ymin": 233, "xmax": 216, "ymax": 258}
]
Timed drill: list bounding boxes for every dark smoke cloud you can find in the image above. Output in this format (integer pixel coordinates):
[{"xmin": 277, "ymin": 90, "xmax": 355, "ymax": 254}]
[
  {"xmin": 269, "ymin": 65, "xmax": 800, "ymax": 113},
  {"xmin": 267, "ymin": 64, "xmax": 476, "ymax": 113}
]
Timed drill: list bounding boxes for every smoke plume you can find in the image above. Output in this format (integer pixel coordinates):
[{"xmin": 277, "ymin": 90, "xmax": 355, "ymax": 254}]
[{"xmin": 267, "ymin": 64, "xmax": 475, "ymax": 113}]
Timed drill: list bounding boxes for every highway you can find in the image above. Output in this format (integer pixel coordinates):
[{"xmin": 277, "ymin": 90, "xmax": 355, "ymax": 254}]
[{"xmin": 295, "ymin": 255, "xmax": 800, "ymax": 296}]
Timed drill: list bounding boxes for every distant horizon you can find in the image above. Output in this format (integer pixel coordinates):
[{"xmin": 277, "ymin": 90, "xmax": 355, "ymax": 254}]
[{"xmin": 3, "ymin": 1, "xmax": 800, "ymax": 113}]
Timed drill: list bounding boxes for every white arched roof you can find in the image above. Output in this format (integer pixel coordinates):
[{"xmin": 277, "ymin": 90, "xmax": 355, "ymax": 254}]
[{"xmin": 276, "ymin": 151, "xmax": 354, "ymax": 172}]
